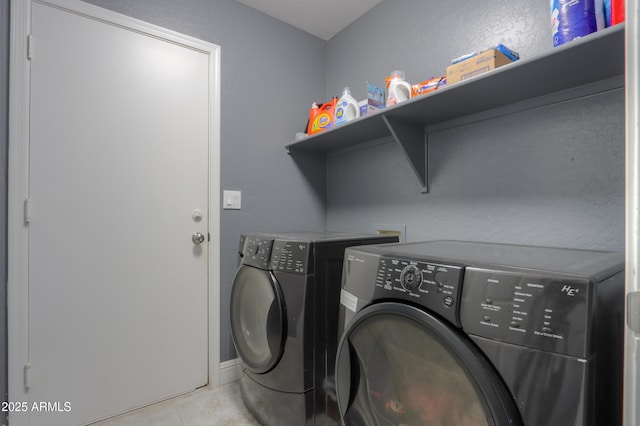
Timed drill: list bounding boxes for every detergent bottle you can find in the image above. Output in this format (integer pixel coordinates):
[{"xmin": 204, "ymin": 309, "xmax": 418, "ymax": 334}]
[
  {"xmin": 308, "ymin": 97, "xmax": 338, "ymax": 135},
  {"xmin": 386, "ymin": 70, "xmax": 412, "ymax": 106},
  {"xmin": 307, "ymin": 103, "xmax": 320, "ymax": 135},
  {"xmin": 334, "ymin": 87, "xmax": 360, "ymax": 126}
]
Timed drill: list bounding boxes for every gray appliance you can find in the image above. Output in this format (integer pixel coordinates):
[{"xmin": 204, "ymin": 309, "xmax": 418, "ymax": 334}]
[
  {"xmin": 335, "ymin": 240, "xmax": 624, "ymax": 426},
  {"xmin": 230, "ymin": 232, "xmax": 398, "ymax": 426}
]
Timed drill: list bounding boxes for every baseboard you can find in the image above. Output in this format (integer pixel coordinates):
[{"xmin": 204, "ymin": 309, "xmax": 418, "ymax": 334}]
[{"xmin": 219, "ymin": 358, "xmax": 241, "ymax": 385}]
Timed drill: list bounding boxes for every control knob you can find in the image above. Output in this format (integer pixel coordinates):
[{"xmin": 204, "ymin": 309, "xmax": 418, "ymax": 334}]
[{"xmin": 400, "ymin": 265, "xmax": 422, "ymax": 291}]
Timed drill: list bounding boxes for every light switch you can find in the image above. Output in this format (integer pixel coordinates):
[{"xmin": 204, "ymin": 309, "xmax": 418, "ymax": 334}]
[{"xmin": 223, "ymin": 190, "xmax": 242, "ymax": 210}]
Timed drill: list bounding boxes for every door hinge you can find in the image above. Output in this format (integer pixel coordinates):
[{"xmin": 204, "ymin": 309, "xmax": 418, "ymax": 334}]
[
  {"xmin": 628, "ymin": 292, "xmax": 640, "ymax": 333},
  {"xmin": 27, "ymin": 34, "xmax": 34, "ymax": 60},
  {"xmin": 24, "ymin": 199, "xmax": 32, "ymax": 224},
  {"xmin": 24, "ymin": 362, "xmax": 31, "ymax": 390}
]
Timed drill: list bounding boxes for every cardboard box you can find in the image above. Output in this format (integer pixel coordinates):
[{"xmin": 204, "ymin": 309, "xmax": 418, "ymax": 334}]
[
  {"xmin": 411, "ymin": 76, "xmax": 446, "ymax": 97},
  {"xmin": 359, "ymin": 81, "xmax": 386, "ymax": 116},
  {"xmin": 446, "ymin": 49, "xmax": 512, "ymax": 85},
  {"xmin": 359, "ymin": 100, "xmax": 382, "ymax": 116}
]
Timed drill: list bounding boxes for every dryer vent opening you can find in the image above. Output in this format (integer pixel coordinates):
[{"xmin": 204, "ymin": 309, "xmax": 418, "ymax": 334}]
[{"xmin": 375, "ymin": 223, "xmax": 406, "ymax": 242}]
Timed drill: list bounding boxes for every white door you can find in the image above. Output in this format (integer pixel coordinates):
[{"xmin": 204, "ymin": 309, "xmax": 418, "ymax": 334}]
[{"xmin": 15, "ymin": 1, "xmax": 219, "ymax": 424}]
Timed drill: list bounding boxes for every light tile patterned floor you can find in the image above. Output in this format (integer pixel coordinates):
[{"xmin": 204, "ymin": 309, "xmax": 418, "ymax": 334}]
[{"xmin": 91, "ymin": 381, "xmax": 260, "ymax": 426}]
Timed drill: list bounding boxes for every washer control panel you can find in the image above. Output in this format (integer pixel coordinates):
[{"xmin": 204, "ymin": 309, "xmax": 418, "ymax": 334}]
[
  {"xmin": 376, "ymin": 257, "xmax": 463, "ymax": 326},
  {"xmin": 241, "ymin": 237, "xmax": 273, "ymax": 269},
  {"xmin": 271, "ymin": 240, "xmax": 311, "ymax": 274},
  {"xmin": 460, "ymin": 267, "xmax": 590, "ymax": 357}
]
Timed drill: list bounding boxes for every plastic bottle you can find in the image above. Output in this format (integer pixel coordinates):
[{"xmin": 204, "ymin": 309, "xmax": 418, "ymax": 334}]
[
  {"xmin": 309, "ymin": 97, "xmax": 338, "ymax": 135},
  {"xmin": 334, "ymin": 87, "xmax": 360, "ymax": 126},
  {"xmin": 550, "ymin": 0, "xmax": 604, "ymax": 47},
  {"xmin": 306, "ymin": 102, "xmax": 320, "ymax": 135},
  {"xmin": 386, "ymin": 70, "xmax": 412, "ymax": 107},
  {"xmin": 611, "ymin": 0, "xmax": 625, "ymax": 25}
]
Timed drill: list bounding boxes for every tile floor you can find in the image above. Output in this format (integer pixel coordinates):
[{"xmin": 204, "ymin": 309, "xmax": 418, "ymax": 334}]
[{"xmin": 92, "ymin": 381, "xmax": 260, "ymax": 426}]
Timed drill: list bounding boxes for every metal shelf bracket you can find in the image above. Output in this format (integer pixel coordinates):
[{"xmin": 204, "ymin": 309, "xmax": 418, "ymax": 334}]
[{"xmin": 383, "ymin": 115, "xmax": 428, "ymax": 193}]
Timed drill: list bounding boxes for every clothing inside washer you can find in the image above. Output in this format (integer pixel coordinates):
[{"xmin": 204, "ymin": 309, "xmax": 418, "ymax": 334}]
[{"xmin": 345, "ymin": 314, "xmax": 489, "ymax": 426}]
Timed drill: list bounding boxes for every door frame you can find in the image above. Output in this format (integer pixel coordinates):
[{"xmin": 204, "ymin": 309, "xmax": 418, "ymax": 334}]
[
  {"xmin": 625, "ymin": 1, "xmax": 640, "ymax": 425},
  {"xmin": 8, "ymin": 0, "xmax": 221, "ymax": 419}
]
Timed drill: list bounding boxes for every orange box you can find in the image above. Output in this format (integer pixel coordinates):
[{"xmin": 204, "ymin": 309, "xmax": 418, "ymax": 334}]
[{"xmin": 411, "ymin": 76, "xmax": 446, "ymax": 97}]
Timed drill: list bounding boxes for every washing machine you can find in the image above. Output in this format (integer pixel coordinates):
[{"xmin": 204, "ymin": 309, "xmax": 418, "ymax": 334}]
[
  {"xmin": 335, "ymin": 240, "xmax": 624, "ymax": 426},
  {"xmin": 230, "ymin": 232, "xmax": 398, "ymax": 426}
]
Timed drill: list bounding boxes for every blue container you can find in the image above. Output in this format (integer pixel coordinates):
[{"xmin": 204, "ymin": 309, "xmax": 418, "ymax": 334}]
[{"xmin": 550, "ymin": 0, "xmax": 604, "ymax": 47}]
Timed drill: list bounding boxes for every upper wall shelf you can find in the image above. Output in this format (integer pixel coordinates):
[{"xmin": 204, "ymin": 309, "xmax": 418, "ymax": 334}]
[{"xmin": 286, "ymin": 24, "xmax": 625, "ymax": 192}]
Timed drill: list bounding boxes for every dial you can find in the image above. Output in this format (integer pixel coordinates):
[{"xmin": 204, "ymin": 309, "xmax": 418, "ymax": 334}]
[
  {"xmin": 400, "ymin": 265, "xmax": 422, "ymax": 291},
  {"xmin": 246, "ymin": 240, "xmax": 262, "ymax": 257}
]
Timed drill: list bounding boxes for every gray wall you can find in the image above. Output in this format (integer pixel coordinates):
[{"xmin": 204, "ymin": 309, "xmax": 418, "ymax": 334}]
[
  {"xmin": 326, "ymin": 0, "xmax": 551, "ymax": 101},
  {"xmin": 324, "ymin": 0, "xmax": 625, "ymax": 252}
]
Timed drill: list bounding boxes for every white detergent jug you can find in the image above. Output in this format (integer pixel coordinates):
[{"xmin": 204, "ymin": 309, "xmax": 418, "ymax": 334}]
[
  {"xmin": 334, "ymin": 87, "xmax": 360, "ymax": 125},
  {"xmin": 386, "ymin": 70, "xmax": 412, "ymax": 106}
]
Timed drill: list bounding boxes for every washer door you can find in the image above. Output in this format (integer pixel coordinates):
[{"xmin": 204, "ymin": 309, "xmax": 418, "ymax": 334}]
[
  {"xmin": 230, "ymin": 265, "xmax": 286, "ymax": 374},
  {"xmin": 335, "ymin": 302, "xmax": 522, "ymax": 426}
]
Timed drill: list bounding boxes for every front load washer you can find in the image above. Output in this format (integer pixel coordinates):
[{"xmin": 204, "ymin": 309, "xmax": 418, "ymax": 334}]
[
  {"xmin": 335, "ymin": 240, "xmax": 624, "ymax": 426},
  {"xmin": 230, "ymin": 232, "xmax": 398, "ymax": 426}
]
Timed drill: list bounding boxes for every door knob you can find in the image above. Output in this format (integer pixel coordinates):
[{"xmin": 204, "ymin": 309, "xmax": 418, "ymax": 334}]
[{"xmin": 192, "ymin": 232, "xmax": 206, "ymax": 245}]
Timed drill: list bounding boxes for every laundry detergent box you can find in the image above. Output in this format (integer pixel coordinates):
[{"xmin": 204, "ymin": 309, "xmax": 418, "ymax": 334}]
[
  {"xmin": 411, "ymin": 76, "xmax": 447, "ymax": 97},
  {"xmin": 359, "ymin": 81, "xmax": 385, "ymax": 116},
  {"xmin": 446, "ymin": 45, "xmax": 518, "ymax": 85}
]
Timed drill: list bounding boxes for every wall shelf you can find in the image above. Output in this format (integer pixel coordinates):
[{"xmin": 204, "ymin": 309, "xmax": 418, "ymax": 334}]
[{"xmin": 286, "ymin": 24, "xmax": 625, "ymax": 192}]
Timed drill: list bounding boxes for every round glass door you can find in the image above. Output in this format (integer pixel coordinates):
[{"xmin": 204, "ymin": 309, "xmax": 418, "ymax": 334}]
[
  {"xmin": 230, "ymin": 265, "xmax": 286, "ymax": 374},
  {"xmin": 335, "ymin": 302, "xmax": 522, "ymax": 426}
]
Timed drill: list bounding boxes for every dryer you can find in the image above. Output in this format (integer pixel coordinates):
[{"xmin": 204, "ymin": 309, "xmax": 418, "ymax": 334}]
[
  {"xmin": 335, "ymin": 240, "xmax": 624, "ymax": 426},
  {"xmin": 230, "ymin": 232, "xmax": 398, "ymax": 426}
]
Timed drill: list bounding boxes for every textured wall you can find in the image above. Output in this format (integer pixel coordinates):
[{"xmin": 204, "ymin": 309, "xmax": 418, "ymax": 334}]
[
  {"xmin": 324, "ymin": 0, "xmax": 625, "ymax": 251},
  {"xmin": 70, "ymin": 0, "xmax": 328, "ymax": 362},
  {"xmin": 326, "ymin": 0, "xmax": 550, "ymax": 101},
  {"xmin": 327, "ymin": 91, "xmax": 625, "ymax": 249}
]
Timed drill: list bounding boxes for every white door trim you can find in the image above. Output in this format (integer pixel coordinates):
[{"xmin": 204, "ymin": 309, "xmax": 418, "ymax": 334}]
[
  {"xmin": 8, "ymin": 1, "xmax": 221, "ymax": 423},
  {"xmin": 625, "ymin": 0, "xmax": 640, "ymax": 425}
]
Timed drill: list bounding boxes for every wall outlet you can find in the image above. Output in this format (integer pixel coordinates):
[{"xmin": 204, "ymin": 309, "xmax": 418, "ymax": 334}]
[{"xmin": 223, "ymin": 190, "xmax": 241, "ymax": 210}]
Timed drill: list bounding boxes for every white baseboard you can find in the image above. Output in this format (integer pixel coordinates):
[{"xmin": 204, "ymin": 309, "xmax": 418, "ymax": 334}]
[{"xmin": 219, "ymin": 358, "xmax": 241, "ymax": 385}]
